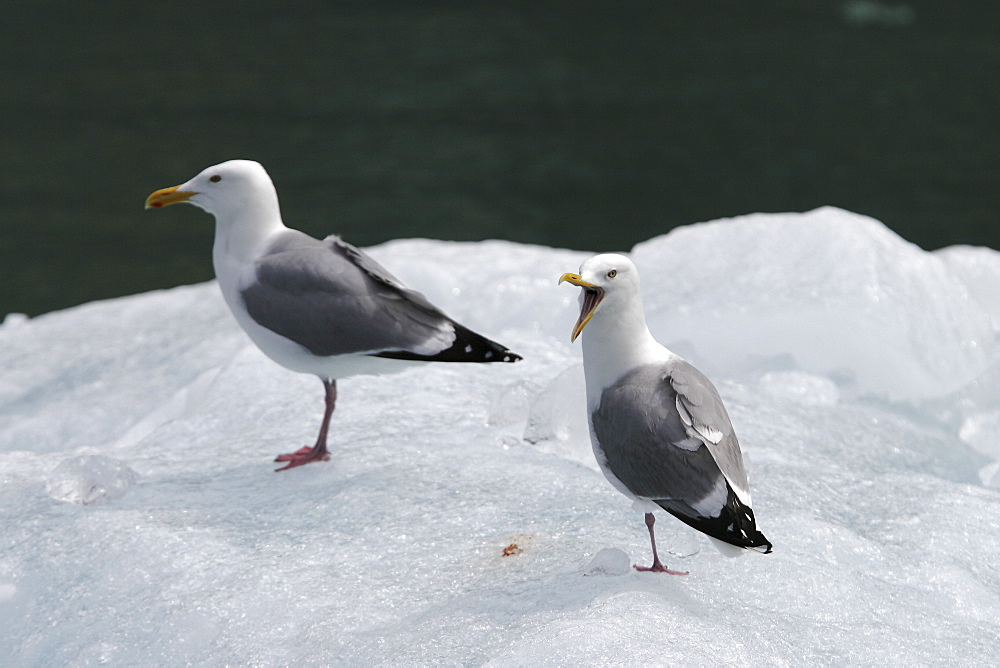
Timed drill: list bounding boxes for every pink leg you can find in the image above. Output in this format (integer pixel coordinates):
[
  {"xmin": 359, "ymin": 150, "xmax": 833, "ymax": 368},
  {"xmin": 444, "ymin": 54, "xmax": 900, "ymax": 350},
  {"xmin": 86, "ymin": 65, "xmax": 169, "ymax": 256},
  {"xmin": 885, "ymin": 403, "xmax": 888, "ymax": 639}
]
[
  {"xmin": 633, "ymin": 512, "xmax": 688, "ymax": 575},
  {"xmin": 274, "ymin": 379, "xmax": 336, "ymax": 472}
]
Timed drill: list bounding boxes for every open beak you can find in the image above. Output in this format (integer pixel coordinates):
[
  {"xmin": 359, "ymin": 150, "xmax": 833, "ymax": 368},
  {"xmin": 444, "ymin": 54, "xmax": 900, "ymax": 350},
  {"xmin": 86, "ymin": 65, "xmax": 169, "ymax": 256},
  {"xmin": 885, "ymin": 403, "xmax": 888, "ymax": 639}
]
[
  {"xmin": 144, "ymin": 184, "xmax": 197, "ymax": 209},
  {"xmin": 559, "ymin": 273, "xmax": 604, "ymax": 342}
]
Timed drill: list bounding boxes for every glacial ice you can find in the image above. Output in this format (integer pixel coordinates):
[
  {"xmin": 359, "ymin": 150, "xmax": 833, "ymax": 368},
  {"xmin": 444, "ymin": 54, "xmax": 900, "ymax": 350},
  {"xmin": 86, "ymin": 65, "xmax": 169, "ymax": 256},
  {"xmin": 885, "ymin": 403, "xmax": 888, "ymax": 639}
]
[
  {"xmin": 0, "ymin": 207, "xmax": 998, "ymax": 664},
  {"xmin": 45, "ymin": 454, "xmax": 137, "ymax": 506}
]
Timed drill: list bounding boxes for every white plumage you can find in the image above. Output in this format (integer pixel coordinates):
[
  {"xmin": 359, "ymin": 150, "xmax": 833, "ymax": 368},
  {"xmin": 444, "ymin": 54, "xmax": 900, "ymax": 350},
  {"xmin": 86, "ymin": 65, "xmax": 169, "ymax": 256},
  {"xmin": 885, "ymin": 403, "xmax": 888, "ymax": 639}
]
[
  {"xmin": 561, "ymin": 254, "xmax": 771, "ymax": 573},
  {"xmin": 147, "ymin": 160, "xmax": 520, "ymax": 470}
]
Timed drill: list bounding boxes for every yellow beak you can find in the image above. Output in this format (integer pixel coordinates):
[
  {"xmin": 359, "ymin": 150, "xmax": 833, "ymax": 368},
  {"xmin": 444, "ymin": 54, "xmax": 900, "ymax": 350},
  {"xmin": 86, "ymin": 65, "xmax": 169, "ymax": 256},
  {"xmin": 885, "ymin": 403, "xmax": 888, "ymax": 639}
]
[
  {"xmin": 145, "ymin": 184, "xmax": 197, "ymax": 209},
  {"xmin": 559, "ymin": 272, "xmax": 604, "ymax": 342},
  {"xmin": 558, "ymin": 272, "xmax": 591, "ymax": 288}
]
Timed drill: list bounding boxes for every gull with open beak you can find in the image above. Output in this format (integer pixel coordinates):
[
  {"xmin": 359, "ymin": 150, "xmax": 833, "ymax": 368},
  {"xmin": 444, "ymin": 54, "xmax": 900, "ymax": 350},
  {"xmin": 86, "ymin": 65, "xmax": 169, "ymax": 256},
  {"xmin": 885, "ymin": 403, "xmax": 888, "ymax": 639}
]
[{"xmin": 561, "ymin": 253, "xmax": 771, "ymax": 573}]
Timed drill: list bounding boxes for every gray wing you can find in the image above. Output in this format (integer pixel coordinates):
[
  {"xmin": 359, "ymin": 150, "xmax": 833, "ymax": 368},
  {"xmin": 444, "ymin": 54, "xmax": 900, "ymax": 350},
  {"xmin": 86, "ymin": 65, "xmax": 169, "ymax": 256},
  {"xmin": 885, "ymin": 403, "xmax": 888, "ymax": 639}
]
[
  {"xmin": 592, "ymin": 362, "xmax": 771, "ymax": 551},
  {"xmin": 669, "ymin": 360, "xmax": 751, "ymax": 499},
  {"xmin": 240, "ymin": 231, "xmax": 456, "ymax": 357},
  {"xmin": 592, "ymin": 363, "xmax": 729, "ymax": 507},
  {"xmin": 241, "ymin": 231, "xmax": 521, "ymax": 363},
  {"xmin": 328, "ymin": 235, "xmax": 445, "ymax": 314}
]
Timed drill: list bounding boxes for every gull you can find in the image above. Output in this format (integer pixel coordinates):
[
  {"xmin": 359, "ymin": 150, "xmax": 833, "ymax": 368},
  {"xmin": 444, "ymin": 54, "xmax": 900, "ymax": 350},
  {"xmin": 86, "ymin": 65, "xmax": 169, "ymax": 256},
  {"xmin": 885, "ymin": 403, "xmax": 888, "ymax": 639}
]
[
  {"xmin": 560, "ymin": 254, "xmax": 771, "ymax": 573},
  {"xmin": 146, "ymin": 159, "xmax": 521, "ymax": 471}
]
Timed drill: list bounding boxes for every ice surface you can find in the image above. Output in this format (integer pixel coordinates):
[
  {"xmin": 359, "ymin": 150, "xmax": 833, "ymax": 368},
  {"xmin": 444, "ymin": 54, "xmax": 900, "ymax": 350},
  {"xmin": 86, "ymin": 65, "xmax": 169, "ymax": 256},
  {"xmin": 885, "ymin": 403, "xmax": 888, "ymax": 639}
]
[{"xmin": 1, "ymin": 209, "xmax": 999, "ymax": 664}]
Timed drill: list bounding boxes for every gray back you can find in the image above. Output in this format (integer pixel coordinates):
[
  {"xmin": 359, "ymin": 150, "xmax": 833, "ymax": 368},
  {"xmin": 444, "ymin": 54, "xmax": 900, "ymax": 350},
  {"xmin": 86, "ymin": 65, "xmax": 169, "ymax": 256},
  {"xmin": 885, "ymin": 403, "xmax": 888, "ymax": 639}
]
[
  {"xmin": 592, "ymin": 360, "xmax": 751, "ymax": 503},
  {"xmin": 241, "ymin": 231, "xmax": 451, "ymax": 357}
]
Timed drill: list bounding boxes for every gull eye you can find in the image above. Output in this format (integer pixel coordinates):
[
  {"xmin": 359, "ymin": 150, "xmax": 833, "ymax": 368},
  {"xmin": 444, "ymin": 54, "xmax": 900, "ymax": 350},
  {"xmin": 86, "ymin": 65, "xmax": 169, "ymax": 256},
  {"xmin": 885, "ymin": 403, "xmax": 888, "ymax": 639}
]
[
  {"xmin": 607, "ymin": 269, "xmax": 617, "ymax": 278},
  {"xmin": 209, "ymin": 175, "xmax": 222, "ymax": 183}
]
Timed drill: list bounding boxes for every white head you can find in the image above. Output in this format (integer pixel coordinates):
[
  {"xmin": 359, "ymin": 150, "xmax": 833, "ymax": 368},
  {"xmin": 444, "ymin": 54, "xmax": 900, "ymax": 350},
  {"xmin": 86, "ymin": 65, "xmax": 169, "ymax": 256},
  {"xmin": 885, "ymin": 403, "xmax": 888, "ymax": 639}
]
[
  {"xmin": 559, "ymin": 253, "xmax": 645, "ymax": 342},
  {"xmin": 144, "ymin": 160, "xmax": 281, "ymax": 225}
]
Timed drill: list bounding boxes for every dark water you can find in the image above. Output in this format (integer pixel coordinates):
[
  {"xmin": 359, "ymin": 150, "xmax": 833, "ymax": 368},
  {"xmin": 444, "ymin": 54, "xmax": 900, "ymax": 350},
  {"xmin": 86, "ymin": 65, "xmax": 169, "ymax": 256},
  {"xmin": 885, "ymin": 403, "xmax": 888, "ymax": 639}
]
[{"xmin": 3, "ymin": 1, "xmax": 999, "ymax": 317}]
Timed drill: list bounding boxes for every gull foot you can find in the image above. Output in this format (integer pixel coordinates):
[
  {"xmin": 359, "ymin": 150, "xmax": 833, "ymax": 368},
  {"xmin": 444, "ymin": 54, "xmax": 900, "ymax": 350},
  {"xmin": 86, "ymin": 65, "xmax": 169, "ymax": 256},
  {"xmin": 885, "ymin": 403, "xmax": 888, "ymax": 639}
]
[
  {"xmin": 274, "ymin": 446, "xmax": 330, "ymax": 472},
  {"xmin": 633, "ymin": 564, "xmax": 688, "ymax": 575}
]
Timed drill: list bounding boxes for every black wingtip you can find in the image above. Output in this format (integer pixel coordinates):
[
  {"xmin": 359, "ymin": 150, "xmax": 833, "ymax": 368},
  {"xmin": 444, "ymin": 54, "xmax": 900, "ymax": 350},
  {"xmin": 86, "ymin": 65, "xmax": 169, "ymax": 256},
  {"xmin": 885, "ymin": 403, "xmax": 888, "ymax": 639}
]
[
  {"xmin": 656, "ymin": 487, "xmax": 772, "ymax": 554},
  {"xmin": 742, "ymin": 532, "xmax": 773, "ymax": 554},
  {"xmin": 372, "ymin": 323, "xmax": 523, "ymax": 364}
]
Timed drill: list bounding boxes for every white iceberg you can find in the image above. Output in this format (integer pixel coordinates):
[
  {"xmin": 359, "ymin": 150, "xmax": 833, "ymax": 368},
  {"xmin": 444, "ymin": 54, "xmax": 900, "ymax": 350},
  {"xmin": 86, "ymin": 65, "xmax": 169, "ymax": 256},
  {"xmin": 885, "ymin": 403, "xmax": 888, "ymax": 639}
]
[{"xmin": 0, "ymin": 208, "xmax": 997, "ymax": 664}]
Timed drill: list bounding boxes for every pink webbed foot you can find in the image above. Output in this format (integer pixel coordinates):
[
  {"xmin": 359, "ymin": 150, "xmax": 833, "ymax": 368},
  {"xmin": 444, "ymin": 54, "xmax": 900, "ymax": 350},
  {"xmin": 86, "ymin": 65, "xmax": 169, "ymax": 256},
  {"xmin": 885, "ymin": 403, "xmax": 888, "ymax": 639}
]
[
  {"xmin": 633, "ymin": 563, "xmax": 688, "ymax": 575},
  {"xmin": 273, "ymin": 379, "xmax": 337, "ymax": 472},
  {"xmin": 274, "ymin": 446, "xmax": 330, "ymax": 471},
  {"xmin": 634, "ymin": 513, "xmax": 688, "ymax": 574}
]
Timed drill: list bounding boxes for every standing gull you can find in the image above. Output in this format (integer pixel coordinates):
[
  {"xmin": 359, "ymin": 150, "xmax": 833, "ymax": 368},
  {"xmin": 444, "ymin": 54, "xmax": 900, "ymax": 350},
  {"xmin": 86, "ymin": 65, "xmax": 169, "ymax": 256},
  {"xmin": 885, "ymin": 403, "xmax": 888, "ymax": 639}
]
[
  {"xmin": 560, "ymin": 254, "xmax": 771, "ymax": 573},
  {"xmin": 146, "ymin": 160, "xmax": 521, "ymax": 471}
]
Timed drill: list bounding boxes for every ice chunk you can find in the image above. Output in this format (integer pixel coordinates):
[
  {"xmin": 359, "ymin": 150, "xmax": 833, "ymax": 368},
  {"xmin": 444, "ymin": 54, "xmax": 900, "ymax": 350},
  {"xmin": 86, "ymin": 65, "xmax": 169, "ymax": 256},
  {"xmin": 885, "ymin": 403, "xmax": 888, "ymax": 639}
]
[
  {"xmin": 522, "ymin": 364, "xmax": 593, "ymax": 466},
  {"xmin": 582, "ymin": 548, "xmax": 631, "ymax": 576},
  {"xmin": 524, "ymin": 364, "xmax": 587, "ymax": 444},
  {"xmin": 46, "ymin": 455, "xmax": 137, "ymax": 506},
  {"xmin": 487, "ymin": 379, "xmax": 542, "ymax": 428},
  {"xmin": 632, "ymin": 207, "xmax": 995, "ymax": 401}
]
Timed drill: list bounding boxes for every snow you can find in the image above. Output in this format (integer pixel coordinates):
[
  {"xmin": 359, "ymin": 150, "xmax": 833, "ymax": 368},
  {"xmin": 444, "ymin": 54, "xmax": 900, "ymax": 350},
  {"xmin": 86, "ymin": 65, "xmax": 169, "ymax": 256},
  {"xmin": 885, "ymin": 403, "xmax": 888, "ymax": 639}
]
[{"xmin": 1, "ymin": 207, "xmax": 998, "ymax": 664}]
